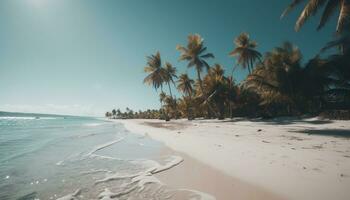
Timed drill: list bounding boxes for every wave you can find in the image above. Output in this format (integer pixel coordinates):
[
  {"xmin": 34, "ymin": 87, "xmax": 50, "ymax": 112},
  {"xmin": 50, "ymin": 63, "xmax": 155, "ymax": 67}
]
[
  {"xmin": 56, "ymin": 154, "xmax": 215, "ymax": 200},
  {"xmin": 178, "ymin": 189, "xmax": 216, "ymax": 200},
  {"xmin": 0, "ymin": 117, "xmax": 36, "ymax": 120},
  {"xmin": 151, "ymin": 155, "xmax": 184, "ymax": 174},
  {"xmin": 86, "ymin": 137, "xmax": 125, "ymax": 157},
  {"xmin": 80, "ymin": 169, "xmax": 112, "ymax": 175},
  {"xmin": 83, "ymin": 123, "xmax": 104, "ymax": 127},
  {"xmin": 56, "ymin": 189, "xmax": 81, "ymax": 200},
  {"xmin": 89, "ymin": 154, "xmax": 123, "ymax": 161},
  {"xmin": 95, "ymin": 155, "xmax": 183, "ymax": 184},
  {"xmin": 0, "ymin": 117, "xmax": 57, "ymax": 120},
  {"xmin": 93, "ymin": 155, "xmax": 216, "ymax": 200}
]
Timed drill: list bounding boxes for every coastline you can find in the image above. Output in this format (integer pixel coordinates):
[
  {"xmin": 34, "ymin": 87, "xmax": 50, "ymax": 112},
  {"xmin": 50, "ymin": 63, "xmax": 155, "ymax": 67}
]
[
  {"xmin": 117, "ymin": 118, "xmax": 350, "ymax": 200},
  {"xmin": 156, "ymin": 147, "xmax": 284, "ymax": 200}
]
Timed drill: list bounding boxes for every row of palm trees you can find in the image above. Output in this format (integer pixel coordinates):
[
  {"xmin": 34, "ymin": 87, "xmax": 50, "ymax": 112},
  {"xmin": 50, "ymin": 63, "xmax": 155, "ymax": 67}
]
[
  {"xmin": 107, "ymin": 0, "xmax": 350, "ymax": 120},
  {"xmin": 105, "ymin": 108, "xmax": 162, "ymax": 119}
]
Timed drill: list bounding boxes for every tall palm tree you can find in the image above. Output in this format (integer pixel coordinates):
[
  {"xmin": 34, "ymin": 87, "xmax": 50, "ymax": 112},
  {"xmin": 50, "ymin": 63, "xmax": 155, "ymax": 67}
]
[
  {"xmin": 281, "ymin": 0, "xmax": 350, "ymax": 33},
  {"xmin": 143, "ymin": 51, "xmax": 166, "ymax": 92},
  {"xmin": 229, "ymin": 33, "xmax": 262, "ymax": 74},
  {"xmin": 143, "ymin": 51, "xmax": 168, "ymax": 120},
  {"xmin": 176, "ymin": 34, "xmax": 215, "ymax": 98},
  {"xmin": 245, "ymin": 42, "xmax": 303, "ymax": 115},
  {"xmin": 163, "ymin": 62, "xmax": 177, "ymax": 98},
  {"xmin": 176, "ymin": 34, "xmax": 216, "ymax": 117}
]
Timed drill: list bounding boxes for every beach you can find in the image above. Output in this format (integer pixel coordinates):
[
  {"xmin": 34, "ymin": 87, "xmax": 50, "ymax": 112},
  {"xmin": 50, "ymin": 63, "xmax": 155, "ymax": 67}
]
[{"xmin": 118, "ymin": 118, "xmax": 350, "ymax": 200}]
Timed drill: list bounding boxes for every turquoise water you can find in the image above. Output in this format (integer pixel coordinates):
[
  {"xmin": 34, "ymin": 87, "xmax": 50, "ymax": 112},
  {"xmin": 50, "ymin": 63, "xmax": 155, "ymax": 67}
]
[{"xmin": 0, "ymin": 114, "xmax": 168, "ymax": 199}]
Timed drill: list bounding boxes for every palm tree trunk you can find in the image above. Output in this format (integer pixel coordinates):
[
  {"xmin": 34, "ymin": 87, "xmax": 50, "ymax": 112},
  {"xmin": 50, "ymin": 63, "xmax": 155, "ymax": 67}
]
[
  {"xmin": 159, "ymin": 86, "xmax": 169, "ymax": 121},
  {"xmin": 231, "ymin": 64, "xmax": 238, "ymax": 77},
  {"xmin": 167, "ymin": 82, "xmax": 173, "ymax": 98},
  {"xmin": 196, "ymin": 69, "xmax": 217, "ymax": 118}
]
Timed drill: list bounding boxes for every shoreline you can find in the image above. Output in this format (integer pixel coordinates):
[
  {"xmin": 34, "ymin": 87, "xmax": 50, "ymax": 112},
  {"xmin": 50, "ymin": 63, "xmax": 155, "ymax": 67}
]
[{"xmin": 116, "ymin": 118, "xmax": 350, "ymax": 200}]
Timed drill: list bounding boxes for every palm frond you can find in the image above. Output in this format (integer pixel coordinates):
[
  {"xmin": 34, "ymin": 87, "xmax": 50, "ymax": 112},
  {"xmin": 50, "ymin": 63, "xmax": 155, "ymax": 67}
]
[
  {"xmin": 295, "ymin": 0, "xmax": 327, "ymax": 31},
  {"xmin": 281, "ymin": 0, "xmax": 306, "ymax": 19},
  {"xmin": 317, "ymin": 0, "xmax": 340, "ymax": 30},
  {"xmin": 336, "ymin": 0, "xmax": 350, "ymax": 33},
  {"xmin": 200, "ymin": 53, "xmax": 215, "ymax": 59}
]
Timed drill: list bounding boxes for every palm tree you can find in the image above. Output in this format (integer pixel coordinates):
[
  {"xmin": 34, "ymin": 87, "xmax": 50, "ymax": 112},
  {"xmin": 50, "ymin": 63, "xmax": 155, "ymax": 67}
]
[
  {"xmin": 105, "ymin": 112, "xmax": 111, "ymax": 118},
  {"xmin": 144, "ymin": 51, "xmax": 168, "ymax": 120},
  {"xmin": 143, "ymin": 51, "xmax": 166, "ymax": 92},
  {"xmin": 116, "ymin": 109, "xmax": 121, "ymax": 117},
  {"xmin": 159, "ymin": 91, "xmax": 170, "ymax": 120},
  {"xmin": 245, "ymin": 42, "xmax": 304, "ymax": 115},
  {"xmin": 281, "ymin": 0, "xmax": 350, "ymax": 33},
  {"xmin": 176, "ymin": 34, "xmax": 214, "ymax": 99},
  {"xmin": 176, "ymin": 34, "xmax": 216, "ymax": 117},
  {"xmin": 159, "ymin": 91, "xmax": 167, "ymax": 105},
  {"xmin": 226, "ymin": 75, "xmax": 237, "ymax": 118},
  {"xmin": 163, "ymin": 62, "xmax": 177, "ymax": 98},
  {"xmin": 202, "ymin": 64, "xmax": 237, "ymax": 119},
  {"xmin": 177, "ymin": 74, "xmax": 195, "ymax": 97},
  {"xmin": 177, "ymin": 74, "xmax": 195, "ymax": 119},
  {"xmin": 229, "ymin": 33, "xmax": 262, "ymax": 74},
  {"xmin": 112, "ymin": 109, "xmax": 116, "ymax": 118}
]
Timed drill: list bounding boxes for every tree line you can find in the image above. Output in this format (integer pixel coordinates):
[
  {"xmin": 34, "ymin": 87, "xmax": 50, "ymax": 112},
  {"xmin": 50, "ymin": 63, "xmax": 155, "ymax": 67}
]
[{"xmin": 106, "ymin": 1, "xmax": 350, "ymax": 120}]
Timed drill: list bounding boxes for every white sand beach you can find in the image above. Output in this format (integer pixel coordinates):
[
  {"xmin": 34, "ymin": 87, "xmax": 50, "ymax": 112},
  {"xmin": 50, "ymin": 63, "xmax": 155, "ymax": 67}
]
[{"xmin": 118, "ymin": 118, "xmax": 350, "ymax": 200}]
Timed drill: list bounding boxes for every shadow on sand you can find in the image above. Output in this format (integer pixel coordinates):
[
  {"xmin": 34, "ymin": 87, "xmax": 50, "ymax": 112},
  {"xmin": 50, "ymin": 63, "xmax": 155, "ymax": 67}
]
[
  {"xmin": 291, "ymin": 129, "xmax": 350, "ymax": 138},
  {"xmin": 198, "ymin": 117, "xmax": 335, "ymax": 126}
]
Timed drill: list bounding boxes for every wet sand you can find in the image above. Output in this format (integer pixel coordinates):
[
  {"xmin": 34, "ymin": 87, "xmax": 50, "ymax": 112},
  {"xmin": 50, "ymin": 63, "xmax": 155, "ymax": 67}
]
[{"xmin": 156, "ymin": 147, "xmax": 284, "ymax": 200}]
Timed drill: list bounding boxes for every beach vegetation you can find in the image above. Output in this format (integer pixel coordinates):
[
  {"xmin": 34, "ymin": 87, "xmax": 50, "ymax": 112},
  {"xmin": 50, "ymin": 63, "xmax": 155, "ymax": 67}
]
[{"xmin": 107, "ymin": 5, "xmax": 350, "ymax": 120}]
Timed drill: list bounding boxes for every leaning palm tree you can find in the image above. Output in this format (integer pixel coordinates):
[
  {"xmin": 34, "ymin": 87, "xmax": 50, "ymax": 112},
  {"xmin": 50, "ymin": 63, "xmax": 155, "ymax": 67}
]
[
  {"xmin": 143, "ymin": 51, "xmax": 166, "ymax": 92},
  {"xmin": 176, "ymin": 34, "xmax": 216, "ymax": 117},
  {"xmin": 176, "ymin": 34, "xmax": 214, "ymax": 98},
  {"xmin": 163, "ymin": 62, "xmax": 177, "ymax": 98},
  {"xmin": 177, "ymin": 74, "xmax": 195, "ymax": 119},
  {"xmin": 281, "ymin": 0, "xmax": 350, "ymax": 33},
  {"xmin": 143, "ymin": 52, "xmax": 168, "ymax": 120},
  {"xmin": 229, "ymin": 33, "xmax": 262, "ymax": 74}
]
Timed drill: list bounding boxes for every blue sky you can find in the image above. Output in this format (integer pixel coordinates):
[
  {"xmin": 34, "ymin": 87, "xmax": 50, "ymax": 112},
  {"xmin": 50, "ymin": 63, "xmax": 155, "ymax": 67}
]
[{"xmin": 0, "ymin": 0, "xmax": 337, "ymax": 116}]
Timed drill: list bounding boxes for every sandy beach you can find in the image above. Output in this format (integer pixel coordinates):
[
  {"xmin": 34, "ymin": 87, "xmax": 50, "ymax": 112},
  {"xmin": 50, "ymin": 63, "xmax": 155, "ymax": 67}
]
[{"xmin": 118, "ymin": 118, "xmax": 350, "ymax": 200}]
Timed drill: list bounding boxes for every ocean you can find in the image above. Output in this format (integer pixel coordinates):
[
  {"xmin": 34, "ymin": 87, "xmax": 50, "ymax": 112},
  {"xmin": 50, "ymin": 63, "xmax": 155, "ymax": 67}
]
[{"xmin": 0, "ymin": 112, "xmax": 213, "ymax": 200}]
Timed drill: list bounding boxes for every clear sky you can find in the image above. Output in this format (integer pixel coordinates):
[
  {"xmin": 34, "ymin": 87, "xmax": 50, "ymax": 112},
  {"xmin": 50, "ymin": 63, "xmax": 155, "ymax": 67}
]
[{"xmin": 0, "ymin": 0, "xmax": 337, "ymax": 116}]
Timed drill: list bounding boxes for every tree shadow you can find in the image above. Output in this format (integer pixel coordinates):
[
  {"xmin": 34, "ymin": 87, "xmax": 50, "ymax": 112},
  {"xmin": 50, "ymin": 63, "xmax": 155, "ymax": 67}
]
[
  {"xmin": 291, "ymin": 129, "xmax": 350, "ymax": 138},
  {"xmin": 197, "ymin": 117, "xmax": 335, "ymax": 125},
  {"xmin": 261, "ymin": 118, "xmax": 335, "ymax": 125}
]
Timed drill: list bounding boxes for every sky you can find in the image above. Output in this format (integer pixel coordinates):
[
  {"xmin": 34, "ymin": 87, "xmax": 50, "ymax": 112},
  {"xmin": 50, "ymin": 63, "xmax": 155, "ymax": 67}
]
[{"xmin": 0, "ymin": 0, "xmax": 337, "ymax": 116}]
